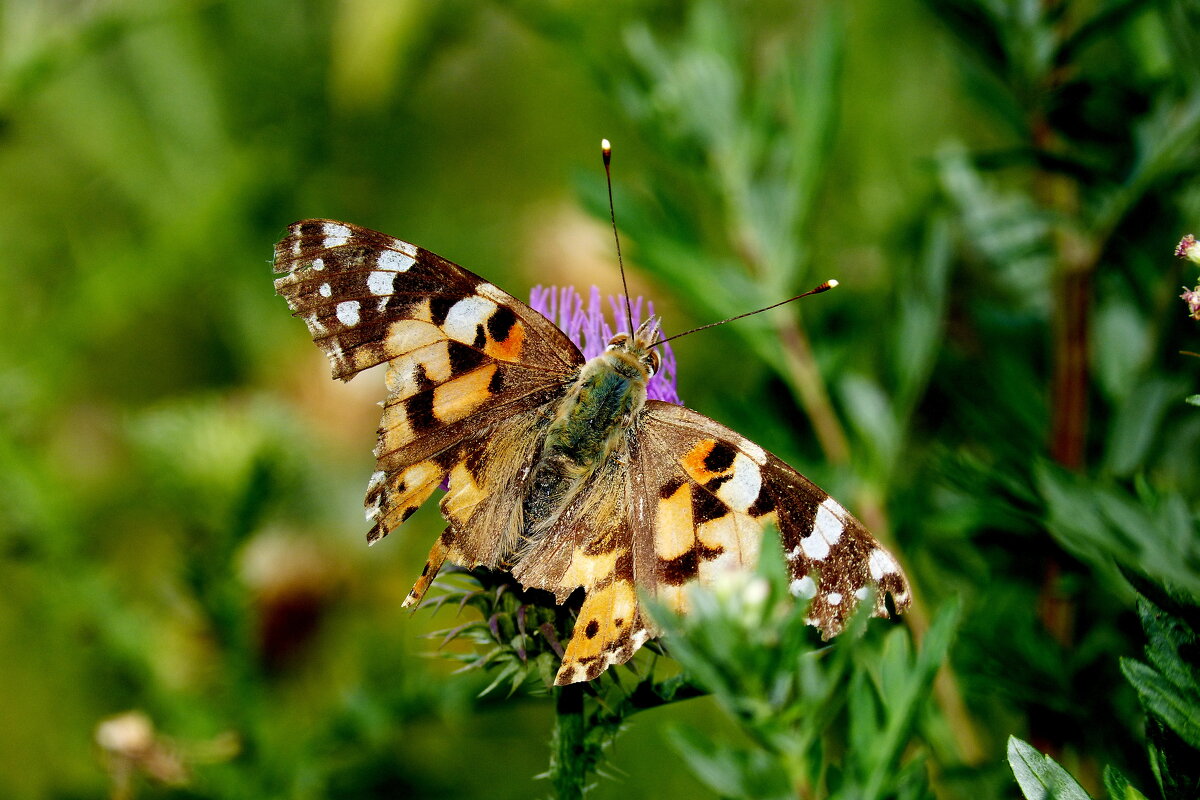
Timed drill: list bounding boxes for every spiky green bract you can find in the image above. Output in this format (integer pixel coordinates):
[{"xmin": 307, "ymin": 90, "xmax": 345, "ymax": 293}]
[
  {"xmin": 646, "ymin": 533, "xmax": 959, "ymax": 800},
  {"xmin": 421, "ymin": 567, "xmax": 574, "ymax": 697}
]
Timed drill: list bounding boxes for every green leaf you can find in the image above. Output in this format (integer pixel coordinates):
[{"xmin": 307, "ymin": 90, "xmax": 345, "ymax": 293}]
[
  {"xmin": 1104, "ymin": 378, "xmax": 1184, "ymax": 475},
  {"xmin": 1007, "ymin": 736, "xmax": 1095, "ymax": 800},
  {"xmin": 665, "ymin": 724, "xmax": 793, "ymax": 800},
  {"xmin": 1119, "ymin": 596, "xmax": 1200, "ymax": 752},
  {"xmin": 1120, "ymin": 659, "xmax": 1200, "ymax": 751},
  {"xmin": 1103, "ymin": 764, "xmax": 1150, "ymax": 800},
  {"xmin": 1187, "ymin": 395, "xmax": 1200, "ymax": 407}
]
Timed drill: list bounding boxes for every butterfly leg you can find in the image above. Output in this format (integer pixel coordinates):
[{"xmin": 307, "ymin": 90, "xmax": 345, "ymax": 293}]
[{"xmin": 401, "ymin": 528, "xmax": 452, "ymax": 608}]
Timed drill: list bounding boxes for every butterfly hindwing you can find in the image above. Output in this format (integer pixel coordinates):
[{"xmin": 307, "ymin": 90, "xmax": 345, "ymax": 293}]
[{"xmin": 501, "ymin": 453, "xmax": 653, "ymax": 685}]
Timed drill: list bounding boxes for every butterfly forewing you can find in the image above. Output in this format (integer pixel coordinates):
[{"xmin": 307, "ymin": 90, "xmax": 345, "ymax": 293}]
[{"xmin": 273, "ymin": 219, "xmax": 583, "ymax": 548}]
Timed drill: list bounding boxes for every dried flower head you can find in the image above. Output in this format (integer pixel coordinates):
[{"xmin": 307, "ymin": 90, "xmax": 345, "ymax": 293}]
[
  {"xmin": 1176, "ymin": 234, "xmax": 1199, "ymax": 264},
  {"xmin": 95, "ymin": 711, "xmax": 189, "ymax": 790},
  {"xmin": 1182, "ymin": 286, "xmax": 1200, "ymax": 321}
]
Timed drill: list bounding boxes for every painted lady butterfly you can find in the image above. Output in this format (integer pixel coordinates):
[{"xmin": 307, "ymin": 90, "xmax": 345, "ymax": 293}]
[{"xmin": 273, "ymin": 219, "xmax": 910, "ymax": 685}]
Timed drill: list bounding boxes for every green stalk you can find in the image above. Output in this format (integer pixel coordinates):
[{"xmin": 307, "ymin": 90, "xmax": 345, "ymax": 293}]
[{"xmin": 550, "ymin": 684, "xmax": 587, "ymax": 800}]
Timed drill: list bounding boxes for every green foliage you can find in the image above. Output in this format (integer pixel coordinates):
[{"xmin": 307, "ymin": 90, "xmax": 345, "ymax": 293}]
[
  {"xmin": 1121, "ymin": 598, "xmax": 1200, "ymax": 753},
  {"xmin": 647, "ymin": 538, "xmax": 958, "ymax": 800},
  {"xmin": 1009, "ymin": 587, "xmax": 1200, "ymax": 800}
]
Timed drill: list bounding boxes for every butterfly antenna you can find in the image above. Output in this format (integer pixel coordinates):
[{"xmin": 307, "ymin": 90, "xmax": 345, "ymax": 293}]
[
  {"xmin": 650, "ymin": 280, "xmax": 839, "ymax": 347},
  {"xmin": 602, "ymin": 139, "xmax": 636, "ymax": 336}
]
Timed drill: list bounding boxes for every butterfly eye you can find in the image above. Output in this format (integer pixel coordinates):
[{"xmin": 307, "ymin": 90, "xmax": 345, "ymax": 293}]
[
  {"xmin": 645, "ymin": 349, "xmax": 661, "ymax": 377},
  {"xmin": 606, "ymin": 334, "xmax": 629, "ymax": 352}
]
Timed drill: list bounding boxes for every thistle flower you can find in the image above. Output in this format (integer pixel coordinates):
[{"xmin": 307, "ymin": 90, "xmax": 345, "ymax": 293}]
[{"xmin": 528, "ymin": 285, "xmax": 681, "ymax": 404}]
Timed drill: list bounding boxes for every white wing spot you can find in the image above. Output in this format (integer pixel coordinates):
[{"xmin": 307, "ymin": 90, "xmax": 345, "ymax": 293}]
[
  {"xmin": 310, "ymin": 257, "xmax": 325, "ymax": 271},
  {"xmin": 323, "ymin": 223, "xmax": 353, "ymax": 248},
  {"xmin": 789, "ymin": 575, "xmax": 817, "ymax": 599},
  {"xmin": 367, "ymin": 470, "xmax": 386, "ymax": 491},
  {"xmin": 367, "ymin": 271, "xmax": 394, "ymax": 296},
  {"xmin": 336, "ymin": 300, "xmax": 360, "ymax": 327},
  {"xmin": 389, "ymin": 239, "xmax": 418, "ymax": 257},
  {"xmin": 378, "ymin": 250, "xmax": 416, "ymax": 272},
  {"xmin": 739, "ymin": 439, "xmax": 767, "ymax": 464},
  {"xmin": 787, "ymin": 544, "xmax": 802, "ymax": 561},
  {"xmin": 444, "ymin": 295, "xmax": 497, "ymax": 342},
  {"xmin": 715, "ymin": 455, "xmax": 761, "ymax": 511},
  {"xmin": 868, "ymin": 548, "xmax": 899, "ymax": 581},
  {"xmin": 800, "ymin": 531, "xmax": 830, "ymax": 561},
  {"xmin": 477, "ymin": 283, "xmax": 511, "ymax": 304},
  {"xmin": 319, "ymin": 283, "xmax": 332, "ymax": 298},
  {"xmin": 826, "ymin": 592, "xmax": 843, "ymax": 606},
  {"xmin": 814, "ymin": 498, "xmax": 844, "ymax": 546},
  {"xmin": 854, "ymin": 587, "xmax": 870, "ymax": 601}
]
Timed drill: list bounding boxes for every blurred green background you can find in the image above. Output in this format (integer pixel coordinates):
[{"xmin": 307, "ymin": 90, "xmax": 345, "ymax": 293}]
[{"xmin": 2, "ymin": 0, "xmax": 1199, "ymax": 798}]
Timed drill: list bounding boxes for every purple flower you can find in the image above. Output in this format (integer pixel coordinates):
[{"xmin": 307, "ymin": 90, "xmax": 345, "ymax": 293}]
[{"xmin": 529, "ymin": 285, "xmax": 681, "ymax": 404}]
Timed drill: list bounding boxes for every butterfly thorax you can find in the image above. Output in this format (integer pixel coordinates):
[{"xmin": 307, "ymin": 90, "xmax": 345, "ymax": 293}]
[{"xmin": 520, "ymin": 331, "xmax": 659, "ymax": 541}]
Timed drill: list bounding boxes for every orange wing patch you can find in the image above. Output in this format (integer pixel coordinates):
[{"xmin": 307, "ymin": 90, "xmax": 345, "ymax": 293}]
[
  {"xmin": 681, "ymin": 439, "xmax": 728, "ymax": 483},
  {"xmin": 432, "ymin": 363, "xmax": 498, "ymax": 424}
]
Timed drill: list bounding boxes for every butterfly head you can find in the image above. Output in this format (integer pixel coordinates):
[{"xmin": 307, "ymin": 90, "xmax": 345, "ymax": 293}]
[{"xmin": 604, "ymin": 316, "xmax": 662, "ymax": 380}]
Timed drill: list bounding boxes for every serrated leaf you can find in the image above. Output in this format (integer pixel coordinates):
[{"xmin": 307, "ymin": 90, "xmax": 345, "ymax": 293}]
[{"xmin": 1007, "ymin": 736, "xmax": 1094, "ymax": 800}]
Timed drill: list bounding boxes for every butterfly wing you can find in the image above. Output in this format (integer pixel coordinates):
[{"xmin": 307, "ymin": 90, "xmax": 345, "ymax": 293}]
[
  {"xmin": 637, "ymin": 400, "xmax": 910, "ymax": 630},
  {"xmin": 273, "ymin": 219, "xmax": 584, "ymax": 574},
  {"xmin": 548, "ymin": 400, "xmax": 911, "ymax": 685}
]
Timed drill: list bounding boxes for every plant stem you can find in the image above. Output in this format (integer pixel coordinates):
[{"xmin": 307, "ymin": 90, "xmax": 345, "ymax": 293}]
[
  {"xmin": 776, "ymin": 314, "xmax": 851, "ymax": 465},
  {"xmin": 551, "ymin": 684, "xmax": 587, "ymax": 800}
]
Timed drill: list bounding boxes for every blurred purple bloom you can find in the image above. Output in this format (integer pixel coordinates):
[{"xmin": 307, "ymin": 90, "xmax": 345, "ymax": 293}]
[{"xmin": 529, "ymin": 285, "xmax": 681, "ymax": 404}]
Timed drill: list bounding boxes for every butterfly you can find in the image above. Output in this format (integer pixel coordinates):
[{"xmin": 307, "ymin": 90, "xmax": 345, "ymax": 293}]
[{"xmin": 273, "ymin": 219, "xmax": 911, "ymax": 685}]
